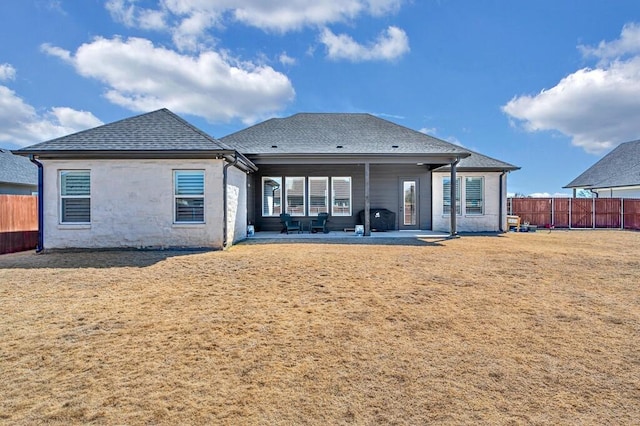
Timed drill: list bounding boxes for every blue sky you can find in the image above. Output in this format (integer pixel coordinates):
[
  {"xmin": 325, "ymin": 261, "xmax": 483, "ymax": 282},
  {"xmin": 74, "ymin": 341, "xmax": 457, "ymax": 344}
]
[{"xmin": 1, "ymin": 0, "xmax": 640, "ymax": 196}]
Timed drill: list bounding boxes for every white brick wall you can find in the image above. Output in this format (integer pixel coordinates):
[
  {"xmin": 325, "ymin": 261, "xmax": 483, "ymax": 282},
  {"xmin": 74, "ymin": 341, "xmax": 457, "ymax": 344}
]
[
  {"xmin": 432, "ymin": 171, "xmax": 507, "ymax": 233},
  {"xmin": 226, "ymin": 165, "xmax": 247, "ymax": 245},
  {"xmin": 41, "ymin": 159, "xmax": 228, "ymax": 249}
]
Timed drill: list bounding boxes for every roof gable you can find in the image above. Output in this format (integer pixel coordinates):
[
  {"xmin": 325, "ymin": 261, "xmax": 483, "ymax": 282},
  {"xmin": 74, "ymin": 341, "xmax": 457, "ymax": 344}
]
[
  {"xmin": 565, "ymin": 140, "xmax": 640, "ymax": 189},
  {"xmin": 0, "ymin": 149, "xmax": 37, "ymax": 186},
  {"xmin": 16, "ymin": 109, "xmax": 231, "ymax": 153}
]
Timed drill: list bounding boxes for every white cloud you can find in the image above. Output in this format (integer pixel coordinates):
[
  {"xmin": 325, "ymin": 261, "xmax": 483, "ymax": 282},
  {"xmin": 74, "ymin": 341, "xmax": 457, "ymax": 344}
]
[
  {"xmin": 105, "ymin": 0, "xmax": 404, "ymax": 50},
  {"xmin": 0, "ymin": 64, "xmax": 16, "ymax": 81},
  {"xmin": 579, "ymin": 23, "xmax": 640, "ymax": 63},
  {"xmin": 43, "ymin": 36, "xmax": 295, "ymax": 124},
  {"xmin": 503, "ymin": 23, "xmax": 640, "ymax": 154},
  {"xmin": 419, "ymin": 127, "xmax": 437, "ymax": 135},
  {"xmin": 320, "ymin": 26, "xmax": 409, "ymax": 62},
  {"xmin": 0, "ymin": 86, "xmax": 103, "ymax": 147},
  {"xmin": 279, "ymin": 52, "xmax": 296, "ymax": 66}
]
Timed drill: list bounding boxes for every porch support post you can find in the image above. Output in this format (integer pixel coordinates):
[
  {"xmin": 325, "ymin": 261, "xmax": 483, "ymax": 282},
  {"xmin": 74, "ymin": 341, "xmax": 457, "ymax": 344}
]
[
  {"xmin": 364, "ymin": 162, "xmax": 371, "ymax": 236},
  {"xmin": 450, "ymin": 159, "xmax": 459, "ymax": 237}
]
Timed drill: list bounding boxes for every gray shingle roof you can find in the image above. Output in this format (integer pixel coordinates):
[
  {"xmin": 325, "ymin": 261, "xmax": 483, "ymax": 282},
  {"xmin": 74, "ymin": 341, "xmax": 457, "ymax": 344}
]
[
  {"xmin": 436, "ymin": 147, "xmax": 519, "ymax": 171},
  {"xmin": 565, "ymin": 140, "xmax": 640, "ymax": 189},
  {"xmin": 221, "ymin": 113, "xmax": 470, "ymax": 155},
  {"xmin": 16, "ymin": 108, "xmax": 231, "ymax": 153},
  {"xmin": 0, "ymin": 149, "xmax": 37, "ymax": 186}
]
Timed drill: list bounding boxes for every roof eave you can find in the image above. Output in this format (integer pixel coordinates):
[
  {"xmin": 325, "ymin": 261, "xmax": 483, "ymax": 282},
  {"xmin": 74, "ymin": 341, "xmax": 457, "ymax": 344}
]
[
  {"xmin": 14, "ymin": 149, "xmax": 237, "ymax": 160},
  {"xmin": 245, "ymin": 152, "xmax": 470, "ymax": 165}
]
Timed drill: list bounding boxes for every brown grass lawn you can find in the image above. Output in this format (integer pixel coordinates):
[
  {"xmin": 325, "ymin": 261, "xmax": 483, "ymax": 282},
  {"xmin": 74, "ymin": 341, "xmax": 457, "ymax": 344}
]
[{"xmin": 0, "ymin": 231, "xmax": 639, "ymax": 425}]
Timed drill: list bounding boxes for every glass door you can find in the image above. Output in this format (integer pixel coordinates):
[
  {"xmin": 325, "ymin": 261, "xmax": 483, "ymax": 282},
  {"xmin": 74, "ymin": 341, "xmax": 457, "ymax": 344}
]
[{"xmin": 400, "ymin": 179, "xmax": 418, "ymax": 229}]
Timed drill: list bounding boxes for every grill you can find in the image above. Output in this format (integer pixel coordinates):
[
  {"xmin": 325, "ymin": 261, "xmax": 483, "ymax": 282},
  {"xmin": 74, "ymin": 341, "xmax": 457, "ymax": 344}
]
[{"xmin": 358, "ymin": 209, "xmax": 396, "ymax": 231}]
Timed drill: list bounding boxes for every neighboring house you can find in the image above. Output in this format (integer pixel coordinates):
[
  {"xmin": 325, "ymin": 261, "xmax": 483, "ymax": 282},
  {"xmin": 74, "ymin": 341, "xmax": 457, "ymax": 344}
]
[
  {"xmin": 15, "ymin": 109, "xmax": 256, "ymax": 250},
  {"xmin": 220, "ymin": 113, "xmax": 519, "ymax": 234},
  {"xmin": 16, "ymin": 109, "xmax": 518, "ymax": 250},
  {"xmin": 0, "ymin": 148, "xmax": 38, "ymax": 195},
  {"xmin": 565, "ymin": 140, "xmax": 640, "ymax": 198}
]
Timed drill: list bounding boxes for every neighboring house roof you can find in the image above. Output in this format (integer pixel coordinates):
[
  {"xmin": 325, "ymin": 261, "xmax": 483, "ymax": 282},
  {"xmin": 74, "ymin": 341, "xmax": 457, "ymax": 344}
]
[
  {"xmin": 565, "ymin": 140, "xmax": 640, "ymax": 189},
  {"xmin": 0, "ymin": 148, "xmax": 37, "ymax": 186},
  {"xmin": 221, "ymin": 113, "xmax": 469, "ymax": 156},
  {"xmin": 15, "ymin": 108, "xmax": 234, "ymax": 155}
]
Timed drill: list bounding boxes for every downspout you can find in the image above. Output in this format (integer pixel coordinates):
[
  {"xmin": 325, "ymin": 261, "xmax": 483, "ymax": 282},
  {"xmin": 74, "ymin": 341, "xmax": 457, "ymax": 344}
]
[
  {"xmin": 450, "ymin": 158, "xmax": 460, "ymax": 238},
  {"xmin": 29, "ymin": 155, "xmax": 44, "ymax": 253},
  {"xmin": 222, "ymin": 154, "xmax": 239, "ymax": 249},
  {"xmin": 498, "ymin": 171, "xmax": 507, "ymax": 232}
]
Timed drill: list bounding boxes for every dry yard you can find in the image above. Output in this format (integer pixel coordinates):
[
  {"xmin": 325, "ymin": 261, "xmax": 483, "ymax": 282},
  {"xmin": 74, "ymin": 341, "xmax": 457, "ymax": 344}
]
[{"xmin": 0, "ymin": 230, "xmax": 639, "ymax": 425}]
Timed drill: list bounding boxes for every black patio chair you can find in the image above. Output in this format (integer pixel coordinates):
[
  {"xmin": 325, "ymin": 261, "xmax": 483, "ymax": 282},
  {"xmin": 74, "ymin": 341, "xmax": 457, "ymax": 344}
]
[
  {"xmin": 279, "ymin": 213, "xmax": 302, "ymax": 234},
  {"xmin": 310, "ymin": 212, "xmax": 329, "ymax": 233}
]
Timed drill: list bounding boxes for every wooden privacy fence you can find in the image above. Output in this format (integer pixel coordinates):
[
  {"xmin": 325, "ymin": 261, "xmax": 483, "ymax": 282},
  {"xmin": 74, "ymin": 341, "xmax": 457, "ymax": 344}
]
[
  {"xmin": 508, "ymin": 197, "xmax": 640, "ymax": 230},
  {"xmin": 0, "ymin": 195, "xmax": 38, "ymax": 254}
]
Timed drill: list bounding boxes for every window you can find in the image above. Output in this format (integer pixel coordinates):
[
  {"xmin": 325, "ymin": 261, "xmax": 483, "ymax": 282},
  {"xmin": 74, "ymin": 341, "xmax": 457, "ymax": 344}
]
[
  {"xmin": 332, "ymin": 177, "xmax": 351, "ymax": 216},
  {"xmin": 60, "ymin": 170, "xmax": 90, "ymax": 223},
  {"xmin": 285, "ymin": 177, "xmax": 305, "ymax": 216},
  {"xmin": 174, "ymin": 170, "xmax": 204, "ymax": 223},
  {"xmin": 443, "ymin": 177, "xmax": 461, "ymax": 215},
  {"xmin": 308, "ymin": 177, "xmax": 329, "ymax": 215},
  {"xmin": 465, "ymin": 177, "xmax": 484, "ymax": 215},
  {"xmin": 262, "ymin": 177, "xmax": 282, "ymax": 216}
]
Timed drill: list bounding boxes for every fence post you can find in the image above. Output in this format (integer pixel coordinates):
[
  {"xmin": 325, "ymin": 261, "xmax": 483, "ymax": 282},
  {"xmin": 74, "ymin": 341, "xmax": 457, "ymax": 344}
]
[
  {"xmin": 592, "ymin": 197, "xmax": 595, "ymax": 229},
  {"xmin": 551, "ymin": 198, "xmax": 555, "ymax": 227},
  {"xmin": 569, "ymin": 198, "xmax": 572, "ymax": 229},
  {"xmin": 621, "ymin": 198, "xmax": 624, "ymax": 230}
]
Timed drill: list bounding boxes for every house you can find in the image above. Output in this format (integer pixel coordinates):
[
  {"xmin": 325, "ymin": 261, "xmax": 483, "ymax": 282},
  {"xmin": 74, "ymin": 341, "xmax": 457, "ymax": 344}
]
[
  {"xmin": 15, "ymin": 109, "xmax": 256, "ymax": 250},
  {"xmin": 221, "ymin": 113, "xmax": 518, "ymax": 235},
  {"xmin": 565, "ymin": 140, "xmax": 640, "ymax": 198},
  {"xmin": 16, "ymin": 109, "xmax": 518, "ymax": 250},
  {"xmin": 0, "ymin": 148, "xmax": 38, "ymax": 195}
]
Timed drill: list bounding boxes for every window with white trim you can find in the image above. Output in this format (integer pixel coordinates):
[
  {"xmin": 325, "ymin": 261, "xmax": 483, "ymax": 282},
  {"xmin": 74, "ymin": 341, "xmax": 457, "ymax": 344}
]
[
  {"xmin": 308, "ymin": 177, "xmax": 329, "ymax": 215},
  {"xmin": 285, "ymin": 176, "xmax": 305, "ymax": 216},
  {"xmin": 465, "ymin": 177, "xmax": 484, "ymax": 215},
  {"xmin": 443, "ymin": 177, "xmax": 461, "ymax": 215},
  {"xmin": 331, "ymin": 177, "xmax": 351, "ymax": 216},
  {"xmin": 262, "ymin": 177, "xmax": 282, "ymax": 216},
  {"xmin": 174, "ymin": 170, "xmax": 204, "ymax": 223},
  {"xmin": 60, "ymin": 170, "xmax": 91, "ymax": 223}
]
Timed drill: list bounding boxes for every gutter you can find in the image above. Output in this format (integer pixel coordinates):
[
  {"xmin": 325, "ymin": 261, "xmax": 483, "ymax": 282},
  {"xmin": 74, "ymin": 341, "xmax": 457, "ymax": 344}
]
[{"xmin": 29, "ymin": 155, "xmax": 44, "ymax": 253}]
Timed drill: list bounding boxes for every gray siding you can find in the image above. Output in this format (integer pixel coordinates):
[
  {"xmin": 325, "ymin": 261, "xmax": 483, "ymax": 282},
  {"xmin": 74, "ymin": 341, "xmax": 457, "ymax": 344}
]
[
  {"xmin": 370, "ymin": 164, "xmax": 432, "ymax": 230},
  {"xmin": 250, "ymin": 163, "xmax": 432, "ymax": 232},
  {"xmin": 0, "ymin": 183, "xmax": 37, "ymax": 195}
]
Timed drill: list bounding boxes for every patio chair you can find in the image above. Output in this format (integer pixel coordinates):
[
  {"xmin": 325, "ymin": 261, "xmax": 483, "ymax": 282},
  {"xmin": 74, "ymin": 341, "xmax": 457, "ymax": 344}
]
[
  {"xmin": 279, "ymin": 213, "xmax": 302, "ymax": 234},
  {"xmin": 310, "ymin": 212, "xmax": 329, "ymax": 233}
]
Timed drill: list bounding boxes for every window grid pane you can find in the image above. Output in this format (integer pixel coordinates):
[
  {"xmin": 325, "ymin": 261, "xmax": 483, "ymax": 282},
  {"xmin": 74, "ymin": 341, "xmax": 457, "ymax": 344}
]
[
  {"xmin": 61, "ymin": 171, "xmax": 90, "ymax": 196},
  {"xmin": 175, "ymin": 171, "xmax": 204, "ymax": 195},
  {"xmin": 443, "ymin": 177, "xmax": 461, "ymax": 215},
  {"xmin": 465, "ymin": 177, "xmax": 484, "ymax": 215},
  {"xmin": 308, "ymin": 177, "xmax": 328, "ymax": 215},
  {"xmin": 262, "ymin": 177, "xmax": 282, "ymax": 216},
  {"xmin": 62, "ymin": 198, "xmax": 90, "ymax": 223},
  {"xmin": 285, "ymin": 177, "xmax": 305, "ymax": 216},
  {"xmin": 332, "ymin": 177, "xmax": 351, "ymax": 216}
]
